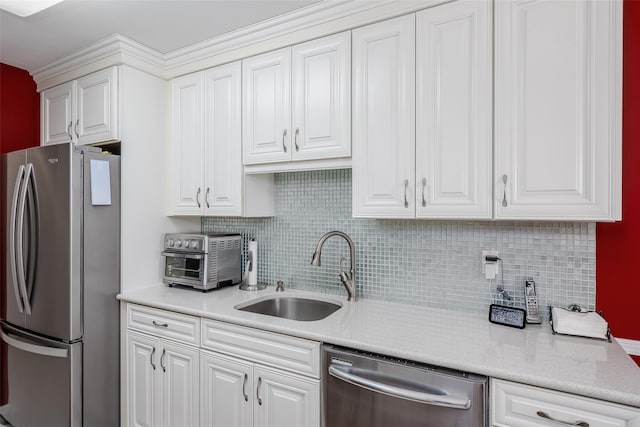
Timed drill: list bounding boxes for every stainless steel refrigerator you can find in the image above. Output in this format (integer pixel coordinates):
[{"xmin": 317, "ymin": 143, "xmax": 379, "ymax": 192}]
[{"xmin": 1, "ymin": 143, "xmax": 120, "ymax": 427}]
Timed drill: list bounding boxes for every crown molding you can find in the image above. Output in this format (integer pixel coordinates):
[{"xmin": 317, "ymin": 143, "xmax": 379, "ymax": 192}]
[
  {"xmin": 31, "ymin": 0, "xmax": 444, "ymax": 90},
  {"xmin": 32, "ymin": 34, "xmax": 165, "ymax": 91}
]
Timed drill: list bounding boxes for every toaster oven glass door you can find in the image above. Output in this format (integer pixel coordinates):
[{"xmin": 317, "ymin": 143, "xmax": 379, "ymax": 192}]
[{"xmin": 163, "ymin": 252, "xmax": 204, "ymax": 284}]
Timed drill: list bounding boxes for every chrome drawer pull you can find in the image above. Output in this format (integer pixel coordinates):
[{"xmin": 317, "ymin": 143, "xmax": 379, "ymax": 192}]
[
  {"xmin": 152, "ymin": 320, "xmax": 169, "ymax": 327},
  {"xmin": 537, "ymin": 411, "xmax": 589, "ymax": 427}
]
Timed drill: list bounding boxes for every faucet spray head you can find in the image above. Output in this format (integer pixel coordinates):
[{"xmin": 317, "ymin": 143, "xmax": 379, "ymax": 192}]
[{"xmin": 311, "ymin": 251, "xmax": 321, "ymax": 266}]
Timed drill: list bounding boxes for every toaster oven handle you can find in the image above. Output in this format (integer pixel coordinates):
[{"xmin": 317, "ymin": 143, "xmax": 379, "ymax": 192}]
[{"xmin": 161, "ymin": 252, "xmax": 205, "ymax": 260}]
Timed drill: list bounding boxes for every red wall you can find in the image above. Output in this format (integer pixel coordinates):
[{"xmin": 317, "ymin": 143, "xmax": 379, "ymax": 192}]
[
  {"xmin": 597, "ymin": 0, "xmax": 640, "ymax": 366},
  {"xmin": 0, "ymin": 63, "xmax": 40, "ymax": 154}
]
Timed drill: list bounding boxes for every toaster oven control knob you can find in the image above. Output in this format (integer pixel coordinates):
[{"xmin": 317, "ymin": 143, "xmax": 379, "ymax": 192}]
[
  {"xmin": 175, "ymin": 240, "xmax": 182, "ymax": 248},
  {"xmin": 167, "ymin": 239, "xmax": 174, "ymax": 247},
  {"xmin": 190, "ymin": 241, "xmax": 198, "ymax": 250},
  {"xmin": 184, "ymin": 241, "xmax": 190, "ymax": 248}
]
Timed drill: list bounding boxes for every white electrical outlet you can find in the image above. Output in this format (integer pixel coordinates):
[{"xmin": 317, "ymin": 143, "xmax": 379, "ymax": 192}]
[{"xmin": 482, "ymin": 250, "xmax": 499, "ymax": 279}]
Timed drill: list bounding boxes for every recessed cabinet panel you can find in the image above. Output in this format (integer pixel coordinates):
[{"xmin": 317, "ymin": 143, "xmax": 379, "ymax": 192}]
[
  {"xmin": 352, "ymin": 15, "xmax": 415, "ymax": 218},
  {"xmin": 205, "ymin": 63, "xmax": 243, "ymax": 215},
  {"xmin": 41, "ymin": 82, "xmax": 74, "ymax": 146},
  {"xmin": 495, "ymin": 0, "xmax": 621, "ymax": 220},
  {"xmin": 76, "ymin": 67, "xmax": 119, "ymax": 145},
  {"xmin": 243, "ymin": 48, "xmax": 292, "ymax": 164},
  {"xmin": 126, "ymin": 332, "xmax": 158, "ymax": 427},
  {"xmin": 171, "ymin": 73, "xmax": 205, "ymax": 214},
  {"xmin": 160, "ymin": 341, "xmax": 199, "ymax": 427},
  {"xmin": 201, "ymin": 350, "xmax": 254, "ymax": 427},
  {"xmin": 292, "ymin": 32, "xmax": 351, "ymax": 161},
  {"xmin": 254, "ymin": 365, "xmax": 320, "ymax": 427},
  {"xmin": 416, "ymin": 1, "xmax": 492, "ymax": 218}
]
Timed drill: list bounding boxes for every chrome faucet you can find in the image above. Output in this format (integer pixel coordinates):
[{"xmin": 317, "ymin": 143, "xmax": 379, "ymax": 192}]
[{"xmin": 311, "ymin": 231, "xmax": 357, "ymax": 301}]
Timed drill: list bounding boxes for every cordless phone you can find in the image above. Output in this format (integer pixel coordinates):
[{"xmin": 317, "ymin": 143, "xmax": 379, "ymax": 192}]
[{"xmin": 525, "ymin": 280, "xmax": 542, "ymax": 324}]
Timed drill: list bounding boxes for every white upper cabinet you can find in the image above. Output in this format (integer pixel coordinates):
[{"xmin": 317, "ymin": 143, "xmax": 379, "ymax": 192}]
[
  {"xmin": 243, "ymin": 47, "xmax": 292, "ymax": 165},
  {"xmin": 352, "ymin": 15, "xmax": 416, "ymax": 218},
  {"xmin": 243, "ymin": 32, "xmax": 351, "ymax": 170},
  {"xmin": 170, "ymin": 62, "xmax": 274, "ymax": 217},
  {"xmin": 494, "ymin": 0, "xmax": 622, "ymax": 220},
  {"xmin": 171, "ymin": 72, "xmax": 205, "ymax": 215},
  {"xmin": 291, "ymin": 32, "xmax": 351, "ymax": 161},
  {"xmin": 41, "ymin": 67, "xmax": 119, "ymax": 146},
  {"xmin": 415, "ymin": 1, "xmax": 492, "ymax": 219}
]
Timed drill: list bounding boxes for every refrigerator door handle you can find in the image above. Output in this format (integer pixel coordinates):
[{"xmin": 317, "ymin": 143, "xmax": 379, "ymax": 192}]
[
  {"xmin": 25, "ymin": 163, "xmax": 39, "ymax": 308},
  {"xmin": 0, "ymin": 329, "xmax": 68, "ymax": 359},
  {"xmin": 16, "ymin": 163, "xmax": 33, "ymax": 315},
  {"xmin": 9, "ymin": 164, "xmax": 26, "ymax": 313}
]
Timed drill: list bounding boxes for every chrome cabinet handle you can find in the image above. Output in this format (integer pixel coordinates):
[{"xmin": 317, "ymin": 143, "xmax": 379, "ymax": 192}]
[
  {"xmin": 294, "ymin": 128, "xmax": 300, "ymax": 151},
  {"xmin": 196, "ymin": 187, "xmax": 201, "ymax": 208},
  {"xmin": 502, "ymin": 174, "xmax": 508, "ymax": 207},
  {"xmin": 282, "ymin": 129, "xmax": 288, "ymax": 153},
  {"xmin": 74, "ymin": 119, "xmax": 79, "ymax": 139},
  {"xmin": 256, "ymin": 377, "xmax": 263, "ymax": 406},
  {"xmin": 403, "ymin": 179, "xmax": 409, "ymax": 208},
  {"xmin": 150, "ymin": 347, "xmax": 156, "ymax": 370},
  {"xmin": 421, "ymin": 178, "xmax": 427, "ymax": 207},
  {"xmin": 205, "ymin": 187, "xmax": 210, "ymax": 208},
  {"xmin": 537, "ymin": 411, "xmax": 589, "ymax": 427},
  {"xmin": 242, "ymin": 373, "xmax": 248, "ymax": 402},
  {"xmin": 67, "ymin": 122, "xmax": 73, "ymax": 140},
  {"xmin": 160, "ymin": 348, "xmax": 166, "ymax": 373},
  {"xmin": 152, "ymin": 320, "xmax": 168, "ymax": 327}
]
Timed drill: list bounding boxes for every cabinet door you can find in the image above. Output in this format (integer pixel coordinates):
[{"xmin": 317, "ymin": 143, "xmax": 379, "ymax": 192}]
[
  {"xmin": 201, "ymin": 350, "xmax": 253, "ymax": 427},
  {"xmin": 242, "ymin": 47, "xmax": 292, "ymax": 164},
  {"xmin": 352, "ymin": 15, "xmax": 416, "ymax": 218},
  {"xmin": 41, "ymin": 81, "xmax": 74, "ymax": 146},
  {"xmin": 416, "ymin": 1, "xmax": 492, "ymax": 219},
  {"xmin": 126, "ymin": 332, "xmax": 159, "ymax": 427},
  {"xmin": 291, "ymin": 32, "xmax": 351, "ymax": 161},
  {"xmin": 76, "ymin": 67, "xmax": 119, "ymax": 145},
  {"xmin": 171, "ymin": 72, "xmax": 205, "ymax": 215},
  {"xmin": 204, "ymin": 62, "xmax": 243, "ymax": 216},
  {"xmin": 159, "ymin": 341, "xmax": 199, "ymax": 427},
  {"xmin": 495, "ymin": 0, "xmax": 622, "ymax": 220},
  {"xmin": 254, "ymin": 365, "xmax": 320, "ymax": 427}
]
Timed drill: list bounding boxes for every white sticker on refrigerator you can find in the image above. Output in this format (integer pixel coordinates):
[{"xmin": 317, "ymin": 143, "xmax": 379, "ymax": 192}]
[{"xmin": 90, "ymin": 159, "xmax": 111, "ymax": 205}]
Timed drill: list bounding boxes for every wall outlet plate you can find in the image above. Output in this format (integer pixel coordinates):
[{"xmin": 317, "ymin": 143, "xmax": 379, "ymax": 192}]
[{"xmin": 482, "ymin": 250, "xmax": 499, "ymax": 279}]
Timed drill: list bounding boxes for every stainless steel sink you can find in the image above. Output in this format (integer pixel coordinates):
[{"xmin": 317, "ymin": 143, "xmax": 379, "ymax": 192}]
[{"xmin": 235, "ymin": 296, "xmax": 342, "ymax": 321}]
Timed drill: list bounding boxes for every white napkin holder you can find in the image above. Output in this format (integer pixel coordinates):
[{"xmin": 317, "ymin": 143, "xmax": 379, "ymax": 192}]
[{"xmin": 550, "ymin": 306, "xmax": 611, "ymax": 342}]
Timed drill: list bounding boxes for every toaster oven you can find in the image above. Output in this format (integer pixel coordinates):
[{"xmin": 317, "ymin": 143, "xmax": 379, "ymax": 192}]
[{"xmin": 162, "ymin": 233, "xmax": 241, "ymax": 291}]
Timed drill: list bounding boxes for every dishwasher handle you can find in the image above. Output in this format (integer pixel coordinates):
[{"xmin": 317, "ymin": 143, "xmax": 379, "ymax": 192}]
[{"xmin": 328, "ymin": 364, "xmax": 471, "ymax": 410}]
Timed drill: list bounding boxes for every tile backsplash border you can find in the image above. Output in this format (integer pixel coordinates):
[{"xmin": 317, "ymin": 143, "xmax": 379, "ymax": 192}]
[{"xmin": 202, "ymin": 169, "xmax": 595, "ymax": 316}]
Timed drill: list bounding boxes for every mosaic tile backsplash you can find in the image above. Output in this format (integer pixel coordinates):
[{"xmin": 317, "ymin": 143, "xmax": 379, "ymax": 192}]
[{"xmin": 202, "ymin": 169, "xmax": 595, "ymax": 316}]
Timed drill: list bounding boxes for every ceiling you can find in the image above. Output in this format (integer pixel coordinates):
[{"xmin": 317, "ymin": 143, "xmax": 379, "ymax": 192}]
[{"xmin": 0, "ymin": 0, "xmax": 320, "ymax": 73}]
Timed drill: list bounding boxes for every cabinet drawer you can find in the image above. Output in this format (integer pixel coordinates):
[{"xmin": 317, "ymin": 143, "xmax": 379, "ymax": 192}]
[
  {"xmin": 127, "ymin": 304, "xmax": 200, "ymax": 345},
  {"xmin": 491, "ymin": 379, "xmax": 640, "ymax": 427},
  {"xmin": 201, "ymin": 319, "xmax": 320, "ymax": 378}
]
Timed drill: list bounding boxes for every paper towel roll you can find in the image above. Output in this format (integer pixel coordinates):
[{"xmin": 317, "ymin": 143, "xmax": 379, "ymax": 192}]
[{"xmin": 248, "ymin": 240, "xmax": 258, "ymax": 286}]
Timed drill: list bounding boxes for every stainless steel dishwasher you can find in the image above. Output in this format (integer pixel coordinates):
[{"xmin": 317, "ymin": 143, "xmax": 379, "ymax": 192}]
[{"xmin": 322, "ymin": 345, "xmax": 488, "ymax": 427}]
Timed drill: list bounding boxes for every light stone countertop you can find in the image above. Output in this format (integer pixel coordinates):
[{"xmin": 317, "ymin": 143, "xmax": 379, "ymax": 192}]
[{"xmin": 118, "ymin": 284, "xmax": 640, "ymax": 408}]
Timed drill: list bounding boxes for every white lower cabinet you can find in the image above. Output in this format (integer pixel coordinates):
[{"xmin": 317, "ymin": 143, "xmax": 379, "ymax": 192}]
[
  {"xmin": 200, "ymin": 350, "xmax": 320, "ymax": 427},
  {"xmin": 126, "ymin": 331, "xmax": 199, "ymax": 427},
  {"xmin": 491, "ymin": 379, "xmax": 640, "ymax": 427},
  {"xmin": 124, "ymin": 303, "xmax": 321, "ymax": 427},
  {"xmin": 200, "ymin": 319, "xmax": 321, "ymax": 427}
]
